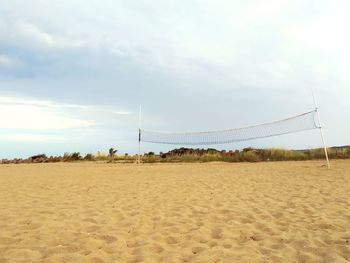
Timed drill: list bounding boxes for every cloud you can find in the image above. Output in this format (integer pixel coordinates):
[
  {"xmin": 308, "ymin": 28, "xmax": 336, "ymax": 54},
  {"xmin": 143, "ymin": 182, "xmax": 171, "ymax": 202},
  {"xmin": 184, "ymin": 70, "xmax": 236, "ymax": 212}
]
[
  {"xmin": 0, "ymin": 133, "xmax": 62, "ymax": 142},
  {"xmin": 15, "ymin": 21, "xmax": 58, "ymax": 47},
  {"xmin": 0, "ymin": 96, "xmax": 93, "ymax": 129},
  {"xmin": 114, "ymin": 111, "xmax": 132, "ymax": 115},
  {"xmin": 0, "ymin": 54, "xmax": 22, "ymax": 67},
  {"xmin": 0, "ymin": 96, "xmax": 89, "ymax": 109},
  {"xmin": 0, "ymin": 17, "xmax": 86, "ymax": 53}
]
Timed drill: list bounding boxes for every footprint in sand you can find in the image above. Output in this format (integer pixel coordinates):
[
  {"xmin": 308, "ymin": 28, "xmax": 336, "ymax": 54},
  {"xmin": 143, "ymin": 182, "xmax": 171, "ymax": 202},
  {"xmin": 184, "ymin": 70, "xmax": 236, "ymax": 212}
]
[
  {"xmin": 83, "ymin": 218, "xmax": 98, "ymax": 224},
  {"xmin": 223, "ymin": 243, "xmax": 232, "ymax": 249},
  {"xmin": 165, "ymin": 236, "xmax": 179, "ymax": 244},
  {"xmin": 149, "ymin": 244, "xmax": 164, "ymax": 254},
  {"xmin": 87, "ymin": 257, "xmax": 105, "ymax": 263},
  {"xmin": 191, "ymin": 246, "xmax": 206, "ymax": 255},
  {"xmin": 208, "ymin": 241, "xmax": 218, "ymax": 248},
  {"xmin": 211, "ymin": 228, "xmax": 223, "ymax": 239},
  {"xmin": 98, "ymin": 234, "xmax": 118, "ymax": 244}
]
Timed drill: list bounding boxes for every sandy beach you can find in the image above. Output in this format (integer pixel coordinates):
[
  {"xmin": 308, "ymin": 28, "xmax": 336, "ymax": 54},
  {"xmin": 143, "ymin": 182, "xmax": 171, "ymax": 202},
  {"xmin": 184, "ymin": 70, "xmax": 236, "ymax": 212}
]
[{"xmin": 0, "ymin": 160, "xmax": 349, "ymax": 263}]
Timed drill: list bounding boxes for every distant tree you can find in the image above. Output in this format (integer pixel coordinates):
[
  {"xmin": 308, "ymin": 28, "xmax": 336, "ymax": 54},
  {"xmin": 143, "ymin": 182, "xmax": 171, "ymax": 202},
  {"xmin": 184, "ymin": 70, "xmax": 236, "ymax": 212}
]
[
  {"xmin": 108, "ymin": 148, "xmax": 118, "ymax": 163},
  {"xmin": 109, "ymin": 148, "xmax": 118, "ymax": 157},
  {"xmin": 71, "ymin": 152, "xmax": 82, "ymax": 161},
  {"xmin": 30, "ymin": 154, "xmax": 47, "ymax": 163}
]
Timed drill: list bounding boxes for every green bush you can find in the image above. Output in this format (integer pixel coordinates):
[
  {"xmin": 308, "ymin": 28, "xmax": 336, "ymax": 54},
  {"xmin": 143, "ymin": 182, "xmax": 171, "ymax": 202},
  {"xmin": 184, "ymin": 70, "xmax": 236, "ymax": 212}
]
[
  {"xmin": 242, "ymin": 151, "xmax": 260, "ymax": 162},
  {"xmin": 200, "ymin": 154, "xmax": 222, "ymax": 162}
]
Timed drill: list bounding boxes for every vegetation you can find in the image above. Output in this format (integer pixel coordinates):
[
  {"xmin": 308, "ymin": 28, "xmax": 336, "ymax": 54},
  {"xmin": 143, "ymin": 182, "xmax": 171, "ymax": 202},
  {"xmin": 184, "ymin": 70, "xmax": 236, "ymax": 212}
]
[
  {"xmin": 1, "ymin": 146, "xmax": 349, "ymax": 164},
  {"xmin": 108, "ymin": 148, "xmax": 118, "ymax": 163},
  {"xmin": 109, "ymin": 148, "xmax": 118, "ymax": 157},
  {"xmin": 83, "ymin": 153, "xmax": 94, "ymax": 161},
  {"xmin": 141, "ymin": 146, "xmax": 350, "ymax": 163},
  {"xmin": 63, "ymin": 152, "xmax": 82, "ymax": 162}
]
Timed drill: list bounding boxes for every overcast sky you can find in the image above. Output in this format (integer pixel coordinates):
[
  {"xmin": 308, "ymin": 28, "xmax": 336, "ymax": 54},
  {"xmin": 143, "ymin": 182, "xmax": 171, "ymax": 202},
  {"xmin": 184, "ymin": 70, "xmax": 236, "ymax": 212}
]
[{"xmin": 0, "ymin": 0, "xmax": 349, "ymax": 158}]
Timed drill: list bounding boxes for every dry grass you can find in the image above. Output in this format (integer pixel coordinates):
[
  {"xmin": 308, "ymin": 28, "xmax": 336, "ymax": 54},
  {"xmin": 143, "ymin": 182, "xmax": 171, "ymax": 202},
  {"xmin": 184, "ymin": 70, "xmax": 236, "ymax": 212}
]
[
  {"xmin": 0, "ymin": 160, "xmax": 350, "ymax": 262},
  {"xmin": 142, "ymin": 147, "xmax": 350, "ymax": 163}
]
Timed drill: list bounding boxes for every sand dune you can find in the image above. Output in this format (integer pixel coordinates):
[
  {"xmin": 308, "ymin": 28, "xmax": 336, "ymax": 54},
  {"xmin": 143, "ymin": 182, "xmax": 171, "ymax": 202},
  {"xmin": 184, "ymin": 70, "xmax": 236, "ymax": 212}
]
[{"xmin": 0, "ymin": 160, "xmax": 349, "ymax": 262}]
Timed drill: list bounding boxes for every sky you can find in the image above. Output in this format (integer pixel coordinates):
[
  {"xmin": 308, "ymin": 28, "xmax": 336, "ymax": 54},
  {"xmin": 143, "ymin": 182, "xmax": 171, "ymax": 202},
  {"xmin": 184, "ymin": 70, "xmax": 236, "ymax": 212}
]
[{"xmin": 0, "ymin": 0, "xmax": 349, "ymax": 158}]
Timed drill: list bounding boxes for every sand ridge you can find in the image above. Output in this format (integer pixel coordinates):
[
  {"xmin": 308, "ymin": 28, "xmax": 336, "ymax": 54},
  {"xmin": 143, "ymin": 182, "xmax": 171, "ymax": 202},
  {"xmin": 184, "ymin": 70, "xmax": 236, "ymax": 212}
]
[{"xmin": 0, "ymin": 160, "xmax": 350, "ymax": 262}]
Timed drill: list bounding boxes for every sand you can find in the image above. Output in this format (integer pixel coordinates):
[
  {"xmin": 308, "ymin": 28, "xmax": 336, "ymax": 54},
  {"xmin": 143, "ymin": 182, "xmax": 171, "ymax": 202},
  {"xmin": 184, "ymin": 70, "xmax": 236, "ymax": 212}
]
[{"xmin": 0, "ymin": 160, "xmax": 349, "ymax": 263}]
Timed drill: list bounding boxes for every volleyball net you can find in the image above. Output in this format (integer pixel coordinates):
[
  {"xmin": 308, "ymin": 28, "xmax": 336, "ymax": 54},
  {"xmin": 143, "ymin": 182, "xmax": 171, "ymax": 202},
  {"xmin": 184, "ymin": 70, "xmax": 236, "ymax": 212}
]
[{"xmin": 140, "ymin": 110, "xmax": 319, "ymax": 145}]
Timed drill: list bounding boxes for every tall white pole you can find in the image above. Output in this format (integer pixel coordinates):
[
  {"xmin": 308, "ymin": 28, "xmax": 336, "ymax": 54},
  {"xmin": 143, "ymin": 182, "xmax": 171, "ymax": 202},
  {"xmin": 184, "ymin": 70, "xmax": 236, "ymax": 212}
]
[
  {"xmin": 311, "ymin": 86, "xmax": 330, "ymax": 169},
  {"xmin": 138, "ymin": 105, "xmax": 142, "ymax": 164}
]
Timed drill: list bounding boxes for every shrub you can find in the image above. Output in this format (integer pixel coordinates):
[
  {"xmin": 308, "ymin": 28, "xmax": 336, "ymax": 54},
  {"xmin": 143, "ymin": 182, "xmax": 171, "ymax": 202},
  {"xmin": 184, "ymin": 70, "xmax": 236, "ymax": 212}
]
[
  {"xmin": 308, "ymin": 148, "xmax": 325, "ymax": 159},
  {"xmin": 200, "ymin": 154, "xmax": 222, "ymax": 162},
  {"xmin": 142, "ymin": 155, "xmax": 157, "ymax": 163},
  {"xmin": 179, "ymin": 154, "xmax": 200, "ymax": 162},
  {"xmin": 221, "ymin": 154, "xmax": 240, "ymax": 162},
  {"xmin": 71, "ymin": 152, "xmax": 81, "ymax": 161},
  {"xmin": 62, "ymin": 152, "xmax": 82, "ymax": 162},
  {"xmin": 84, "ymin": 153, "xmax": 94, "ymax": 161},
  {"xmin": 29, "ymin": 154, "xmax": 47, "ymax": 163},
  {"xmin": 242, "ymin": 151, "xmax": 260, "ymax": 162}
]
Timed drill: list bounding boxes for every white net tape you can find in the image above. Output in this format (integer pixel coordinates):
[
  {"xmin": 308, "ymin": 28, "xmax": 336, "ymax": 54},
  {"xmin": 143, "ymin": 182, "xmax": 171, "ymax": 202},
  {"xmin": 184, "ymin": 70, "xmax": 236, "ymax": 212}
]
[{"xmin": 141, "ymin": 110, "xmax": 319, "ymax": 145}]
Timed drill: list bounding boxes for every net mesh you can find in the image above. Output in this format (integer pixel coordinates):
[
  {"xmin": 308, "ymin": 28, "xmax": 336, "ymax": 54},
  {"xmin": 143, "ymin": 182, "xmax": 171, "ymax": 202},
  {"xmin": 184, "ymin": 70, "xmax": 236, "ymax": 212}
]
[{"xmin": 141, "ymin": 110, "xmax": 319, "ymax": 145}]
